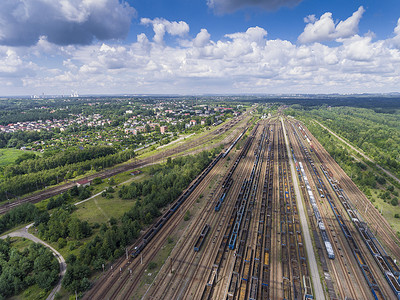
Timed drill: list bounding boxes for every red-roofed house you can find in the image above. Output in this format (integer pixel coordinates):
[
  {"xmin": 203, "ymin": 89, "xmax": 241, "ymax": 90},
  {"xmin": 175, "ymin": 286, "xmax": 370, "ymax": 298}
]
[{"xmin": 76, "ymin": 179, "xmax": 91, "ymax": 187}]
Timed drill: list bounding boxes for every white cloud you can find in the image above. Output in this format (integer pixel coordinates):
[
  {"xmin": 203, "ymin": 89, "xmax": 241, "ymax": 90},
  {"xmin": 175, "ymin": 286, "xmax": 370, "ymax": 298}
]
[
  {"xmin": 141, "ymin": 18, "xmax": 189, "ymax": 44},
  {"xmin": 391, "ymin": 18, "xmax": 400, "ymax": 48},
  {"xmin": 207, "ymin": 0, "xmax": 303, "ymax": 14},
  {"xmin": 193, "ymin": 29, "xmax": 211, "ymax": 47},
  {"xmin": 304, "ymin": 15, "xmax": 316, "ymax": 24},
  {"xmin": 0, "ymin": 0, "xmax": 136, "ymax": 46},
  {"xmin": 225, "ymin": 26, "xmax": 267, "ymax": 45},
  {"xmin": 2, "ymin": 15, "xmax": 400, "ymax": 95},
  {"xmin": 298, "ymin": 6, "xmax": 365, "ymax": 43},
  {"xmin": 0, "ymin": 48, "xmax": 36, "ymax": 77}
]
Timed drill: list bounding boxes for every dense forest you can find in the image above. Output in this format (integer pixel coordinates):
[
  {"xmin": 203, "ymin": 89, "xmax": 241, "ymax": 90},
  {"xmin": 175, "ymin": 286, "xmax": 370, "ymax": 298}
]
[
  {"xmin": 0, "ymin": 203, "xmax": 39, "ymax": 234},
  {"xmin": 285, "ymin": 107, "xmax": 400, "ymax": 210},
  {"xmin": 16, "ymin": 149, "xmax": 218, "ymax": 294},
  {"xmin": 0, "ymin": 239, "xmax": 59, "ymax": 299},
  {"xmin": 0, "ymin": 148, "xmax": 135, "ymax": 201},
  {"xmin": 286, "ymin": 106, "xmax": 400, "ymax": 179},
  {"xmin": 256, "ymin": 96, "xmax": 400, "ymax": 112},
  {"xmin": 0, "ymin": 149, "xmax": 219, "ymax": 295},
  {"xmin": 3, "ymin": 146, "xmax": 117, "ymax": 177}
]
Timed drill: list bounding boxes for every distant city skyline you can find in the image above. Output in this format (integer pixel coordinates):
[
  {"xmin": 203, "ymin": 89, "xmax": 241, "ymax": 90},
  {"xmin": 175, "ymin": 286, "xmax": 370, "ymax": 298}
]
[{"xmin": 1, "ymin": 0, "xmax": 400, "ymax": 96}]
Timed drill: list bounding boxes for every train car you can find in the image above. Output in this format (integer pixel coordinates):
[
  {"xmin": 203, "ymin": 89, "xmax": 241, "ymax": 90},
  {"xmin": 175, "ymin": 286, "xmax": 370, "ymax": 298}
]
[
  {"xmin": 227, "ymin": 272, "xmax": 239, "ymax": 300},
  {"xmin": 242, "ymin": 247, "xmax": 253, "ymax": 281},
  {"xmin": 229, "ymin": 233, "xmax": 238, "ymax": 250},
  {"xmin": 324, "ymin": 241, "xmax": 335, "ymax": 259},
  {"xmin": 384, "ymin": 272, "xmax": 400, "ymax": 299},
  {"xmin": 194, "ymin": 224, "xmax": 210, "ymax": 252},
  {"xmin": 132, "ymin": 152, "xmax": 222, "ymax": 260},
  {"xmin": 249, "ymin": 277, "xmax": 258, "ymax": 300},
  {"xmin": 303, "ymin": 276, "xmax": 314, "ymax": 299},
  {"xmin": 215, "ymin": 200, "xmax": 222, "ymax": 211},
  {"xmin": 132, "ymin": 242, "xmax": 145, "ymax": 258},
  {"xmin": 384, "ymin": 255, "xmax": 400, "ymax": 277},
  {"xmin": 170, "ymin": 201, "xmax": 180, "ymax": 212}
]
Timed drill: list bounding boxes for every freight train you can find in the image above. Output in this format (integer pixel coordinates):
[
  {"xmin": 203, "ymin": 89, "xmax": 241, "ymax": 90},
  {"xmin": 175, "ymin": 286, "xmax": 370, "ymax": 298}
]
[
  {"xmin": 292, "ymin": 121, "xmax": 386, "ymax": 300},
  {"xmin": 194, "ymin": 224, "xmax": 211, "ymax": 252},
  {"xmin": 298, "ymin": 162, "xmax": 335, "ymax": 259},
  {"xmin": 223, "ymin": 127, "xmax": 248, "ymax": 158},
  {"xmin": 321, "ymin": 164, "xmax": 400, "ymax": 299},
  {"xmin": 132, "ymin": 153, "xmax": 223, "ymax": 258}
]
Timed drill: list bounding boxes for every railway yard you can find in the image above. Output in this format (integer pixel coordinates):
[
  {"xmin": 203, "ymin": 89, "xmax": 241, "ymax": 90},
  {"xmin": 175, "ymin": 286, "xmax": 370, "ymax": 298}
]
[{"xmin": 82, "ymin": 115, "xmax": 400, "ymax": 300}]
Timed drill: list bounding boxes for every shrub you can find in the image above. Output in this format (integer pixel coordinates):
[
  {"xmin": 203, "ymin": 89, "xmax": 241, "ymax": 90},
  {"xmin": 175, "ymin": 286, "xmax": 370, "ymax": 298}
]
[
  {"xmin": 148, "ymin": 261, "xmax": 157, "ymax": 270},
  {"xmin": 184, "ymin": 210, "xmax": 191, "ymax": 221}
]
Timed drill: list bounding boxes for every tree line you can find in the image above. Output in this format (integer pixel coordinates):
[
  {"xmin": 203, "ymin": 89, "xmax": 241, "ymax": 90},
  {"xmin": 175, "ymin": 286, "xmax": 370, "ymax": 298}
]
[
  {"xmin": 0, "ymin": 148, "xmax": 220, "ymax": 296},
  {"xmin": 287, "ymin": 106, "xmax": 400, "ymax": 179},
  {"xmin": 63, "ymin": 150, "xmax": 216, "ymax": 294},
  {"xmin": 0, "ymin": 149, "xmax": 134, "ymax": 201},
  {"xmin": 3, "ymin": 146, "xmax": 117, "ymax": 177}
]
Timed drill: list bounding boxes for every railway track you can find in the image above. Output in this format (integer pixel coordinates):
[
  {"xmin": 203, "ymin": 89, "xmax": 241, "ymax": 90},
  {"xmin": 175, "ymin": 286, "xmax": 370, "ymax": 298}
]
[
  {"xmin": 121, "ymin": 160, "xmax": 225, "ymax": 300},
  {"xmin": 0, "ymin": 114, "xmax": 252, "ymax": 215},
  {"xmin": 290, "ymin": 118, "xmax": 390, "ymax": 299},
  {"xmin": 225, "ymin": 123, "xmax": 268, "ymax": 300},
  {"xmin": 183, "ymin": 137, "xmax": 256, "ymax": 299},
  {"xmin": 276, "ymin": 123, "xmax": 313, "ymax": 299},
  {"xmin": 301, "ymin": 120, "xmax": 400, "ymax": 260},
  {"xmin": 84, "ymin": 114, "xmax": 400, "ymax": 300},
  {"xmin": 83, "ymin": 152, "xmax": 227, "ymax": 299},
  {"xmin": 299, "ymin": 120, "xmax": 394, "ymax": 299},
  {"xmin": 142, "ymin": 149, "xmax": 245, "ymax": 299},
  {"xmin": 288, "ymin": 120, "xmax": 366, "ymax": 298},
  {"xmin": 270, "ymin": 124, "xmax": 281, "ymax": 299},
  {"xmin": 199, "ymin": 123, "xmax": 262, "ymax": 300},
  {"xmin": 84, "ymin": 115, "xmax": 254, "ymax": 299}
]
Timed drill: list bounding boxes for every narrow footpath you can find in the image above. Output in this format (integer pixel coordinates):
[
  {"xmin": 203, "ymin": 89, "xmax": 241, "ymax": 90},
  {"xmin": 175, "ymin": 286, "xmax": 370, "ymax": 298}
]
[{"xmin": 314, "ymin": 120, "xmax": 400, "ymax": 185}]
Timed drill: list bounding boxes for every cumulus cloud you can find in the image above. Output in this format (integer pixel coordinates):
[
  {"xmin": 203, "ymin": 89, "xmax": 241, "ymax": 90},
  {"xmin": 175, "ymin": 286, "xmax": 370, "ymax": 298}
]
[
  {"xmin": 0, "ymin": 0, "xmax": 136, "ymax": 46},
  {"xmin": 207, "ymin": 0, "xmax": 302, "ymax": 14},
  {"xmin": 391, "ymin": 18, "xmax": 400, "ymax": 48},
  {"xmin": 141, "ymin": 18, "xmax": 189, "ymax": 43},
  {"xmin": 225, "ymin": 26, "xmax": 267, "ymax": 45},
  {"xmin": 3, "ymin": 16, "xmax": 400, "ymax": 95},
  {"xmin": 298, "ymin": 6, "xmax": 365, "ymax": 43},
  {"xmin": 0, "ymin": 47, "xmax": 36, "ymax": 90},
  {"xmin": 193, "ymin": 29, "xmax": 211, "ymax": 47}
]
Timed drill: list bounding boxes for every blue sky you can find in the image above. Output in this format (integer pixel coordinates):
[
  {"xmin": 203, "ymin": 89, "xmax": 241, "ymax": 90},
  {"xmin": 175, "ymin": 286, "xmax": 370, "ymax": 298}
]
[{"xmin": 1, "ymin": 0, "xmax": 400, "ymax": 96}]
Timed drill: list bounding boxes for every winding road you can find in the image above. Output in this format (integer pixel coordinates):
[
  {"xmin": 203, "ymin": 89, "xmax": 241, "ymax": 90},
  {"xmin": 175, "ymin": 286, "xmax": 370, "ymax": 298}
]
[{"xmin": 1, "ymin": 224, "xmax": 66, "ymax": 300}]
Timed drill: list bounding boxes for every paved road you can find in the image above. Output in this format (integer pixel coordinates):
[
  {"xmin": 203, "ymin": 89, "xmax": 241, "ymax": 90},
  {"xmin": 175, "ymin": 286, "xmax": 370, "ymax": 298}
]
[
  {"xmin": 314, "ymin": 120, "xmax": 400, "ymax": 185},
  {"xmin": 1, "ymin": 225, "xmax": 66, "ymax": 300},
  {"xmin": 281, "ymin": 118, "xmax": 325, "ymax": 299}
]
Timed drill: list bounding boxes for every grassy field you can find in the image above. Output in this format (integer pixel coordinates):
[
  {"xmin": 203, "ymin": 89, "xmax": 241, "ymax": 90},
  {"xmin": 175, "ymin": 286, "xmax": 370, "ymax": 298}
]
[
  {"xmin": 9, "ymin": 236, "xmax": 34, "ymax": 251},
  {"xmin": 72, "ymin": 171, "xmax": 150, "ymax": 224},
  {"xmin": 0, "ymin": 148, "xmax": 24, "ymax": 166},
  {"xmin": 73, "ymin": 193, "xmax": 136, "ymax": 224},
  {"xmin": 11, "ymin": 284, "xmax": 49, "ymax": 300}
]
